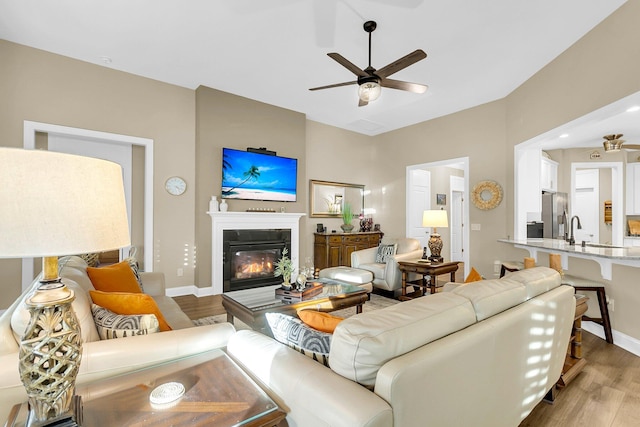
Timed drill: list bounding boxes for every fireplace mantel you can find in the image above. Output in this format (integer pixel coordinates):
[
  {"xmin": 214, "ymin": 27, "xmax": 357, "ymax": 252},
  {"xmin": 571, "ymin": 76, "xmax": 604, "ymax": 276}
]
[{"xmin": 208, "ymin": 211, "xmax": 305, "ymax": 294}]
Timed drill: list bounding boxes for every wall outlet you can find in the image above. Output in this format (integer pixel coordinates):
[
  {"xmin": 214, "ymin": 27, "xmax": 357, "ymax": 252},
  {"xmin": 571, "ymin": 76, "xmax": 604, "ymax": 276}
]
[
  {"xmin": 177, "ymin": 268, "xmax": 184, "ymax": 277},
  {"xmin": 471, "ymin": 223, "xmax": 481, "ymax": 231}
]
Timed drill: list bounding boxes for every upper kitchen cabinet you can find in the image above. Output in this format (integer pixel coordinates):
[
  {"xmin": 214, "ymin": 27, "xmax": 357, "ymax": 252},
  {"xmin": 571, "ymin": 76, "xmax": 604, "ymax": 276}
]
[
  {"xmin": 541, "ymin": 157, "xmax": 558, "ymax": 192},
  {"xmin": 627, "ymin": 163, "xmax": 640, "ymax": 215}
]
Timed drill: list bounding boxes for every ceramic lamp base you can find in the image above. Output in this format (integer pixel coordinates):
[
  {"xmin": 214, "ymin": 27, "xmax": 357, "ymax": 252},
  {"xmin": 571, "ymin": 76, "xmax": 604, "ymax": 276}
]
[{"xmin": 19, "ymin": 279, "xmax": 82, "ymax": 426}]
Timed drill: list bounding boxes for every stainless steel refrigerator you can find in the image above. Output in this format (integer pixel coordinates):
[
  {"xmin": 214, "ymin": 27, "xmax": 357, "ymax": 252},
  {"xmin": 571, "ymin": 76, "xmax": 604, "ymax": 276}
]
[{"xmin": 542, "ymin": 191, "xmax": 568, "ymax": 239}]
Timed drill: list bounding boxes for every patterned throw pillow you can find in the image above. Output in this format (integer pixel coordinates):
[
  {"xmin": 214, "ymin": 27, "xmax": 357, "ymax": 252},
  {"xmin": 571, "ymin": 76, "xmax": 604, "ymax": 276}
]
[
  {"xmin": 124, "ymin": 256, "xmax": 144, "ymax": 292},
  {"xmin": 375, "ymin": 243, "xmax": 398, "ymax": 263},
  {"xmin": 91, "ymin": 304, "xmax": 160, "ymax": 340},
  {"xmin": 265, "ymin": 312, "xmax": 332, "ymax": 367}
]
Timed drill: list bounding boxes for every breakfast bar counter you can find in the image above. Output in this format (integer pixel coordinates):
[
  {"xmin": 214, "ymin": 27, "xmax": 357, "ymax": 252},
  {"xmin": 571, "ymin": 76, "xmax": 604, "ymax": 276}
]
[{"xmin": 498, "ymin": 238, "xmax": 640, "ymax": 280}]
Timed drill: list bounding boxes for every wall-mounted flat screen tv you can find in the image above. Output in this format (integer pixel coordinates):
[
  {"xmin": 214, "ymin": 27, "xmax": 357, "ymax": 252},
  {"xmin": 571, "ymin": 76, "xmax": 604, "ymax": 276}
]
[{"xmin": 221, "ymin": 148, "xmax": 297, "ymax": 202}]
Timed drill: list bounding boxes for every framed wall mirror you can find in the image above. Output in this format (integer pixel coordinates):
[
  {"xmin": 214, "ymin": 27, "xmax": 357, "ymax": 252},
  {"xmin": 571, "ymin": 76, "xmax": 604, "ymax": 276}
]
[{"xmin": 309, "ymin": 180, "xmax": 364, "ymax": 218}]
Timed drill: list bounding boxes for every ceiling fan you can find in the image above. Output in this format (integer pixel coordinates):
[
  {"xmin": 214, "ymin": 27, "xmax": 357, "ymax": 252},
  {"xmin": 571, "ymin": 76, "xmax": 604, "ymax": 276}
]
[
  {"xmin": 309, "ymin": 20, "xmax": 428, "ymax": 107},
  {"xmin": 602, "ymin": 134, "xmax": 640, "ymax": 152}
]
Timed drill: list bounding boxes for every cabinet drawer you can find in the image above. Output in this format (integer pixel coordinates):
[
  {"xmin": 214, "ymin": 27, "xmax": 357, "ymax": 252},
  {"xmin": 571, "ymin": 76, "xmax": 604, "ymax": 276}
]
[
  {"xmin": 343, "ymin": 235, "xmax": 366, "ymax": 243},
  {"xmin": 328, "ymin": 236, "xmax": 342, "ymax": 244}
]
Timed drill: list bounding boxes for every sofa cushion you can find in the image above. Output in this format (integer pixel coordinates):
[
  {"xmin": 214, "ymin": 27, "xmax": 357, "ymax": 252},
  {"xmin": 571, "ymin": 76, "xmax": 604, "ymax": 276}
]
[
  {"xmin": 375, "ymin": 244, "xmax": 397, "ymax": 263},
  {"xmin": 87, "ymin": 261, "xmax": 143, "ymax": 293},
  {"xmin": 450, "ymin": 278, "xmax": 527, "ymax": 321},
  {"xmin": 89, "ymin": 290, "xmax": 172, "ymax": 331},
  {"xmin": 266, "ymin": 312, "xmax": 332, "ymax": 366},
  {"xmin": 502, "ymin": 266, "xmax": 561, "ymax": 299},
  {"xmin": 11, "ymin": 277, "xmax": 101, "ymax": 344},
  {"xmin": 298, "ymin": 310, "xmax": 344, "ymax": 333},
  {"xmin": 91, "ymin": 304, "xmax": 159, "ymax": 340},
  {"xmin": 329, "ymin": 293, "xmax": 476, "ymax": 387}
]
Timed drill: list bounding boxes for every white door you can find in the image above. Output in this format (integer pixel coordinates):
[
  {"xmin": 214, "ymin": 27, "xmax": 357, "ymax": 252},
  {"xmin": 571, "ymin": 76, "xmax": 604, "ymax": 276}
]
[
  {"xmin": 450, "ymin": 189, "xmax": 464, "ymax": 262},
  {"xmin": 573, "ymin": 169, "xmax": 599, "ymax": 243},
  {"xmin": 407, "ymin": 168, "xmax": 431, "ymax": 248}
]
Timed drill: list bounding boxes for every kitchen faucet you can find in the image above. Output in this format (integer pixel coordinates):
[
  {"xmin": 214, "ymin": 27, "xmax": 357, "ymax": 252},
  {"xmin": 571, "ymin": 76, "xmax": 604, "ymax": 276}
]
[
  {"xmin": 568, "ymin": 215, "xmax": 582, "ymax": 246},
  {"xmin": 561, "ymin": 210, "xmax": 569, "ymax": 241}
]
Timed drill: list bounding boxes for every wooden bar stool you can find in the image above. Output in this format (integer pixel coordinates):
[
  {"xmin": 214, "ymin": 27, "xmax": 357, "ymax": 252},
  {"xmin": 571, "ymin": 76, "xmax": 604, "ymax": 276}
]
[
  {"xmin": 499, "ymin": 261, "xmax": 524, "ymax": 278},
  {"xmin": 562, "ymin": 275, "xmax": 613, "ymax": 344}
]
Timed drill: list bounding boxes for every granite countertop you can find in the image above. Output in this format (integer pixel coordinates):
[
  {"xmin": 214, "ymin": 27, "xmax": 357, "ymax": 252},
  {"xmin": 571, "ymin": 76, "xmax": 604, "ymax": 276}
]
[{"xmin": 498, "ymin": 238, "xmax": 640, "ymax": 260}]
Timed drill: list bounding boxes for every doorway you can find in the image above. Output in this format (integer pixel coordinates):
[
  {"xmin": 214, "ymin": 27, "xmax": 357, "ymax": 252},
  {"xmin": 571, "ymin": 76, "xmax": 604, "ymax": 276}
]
[
  {"xmin": 22, "ymin": 121, "xmax": 154, "ymax": 289},
  {"xmin": 570, "ymin": 162, "xmax": 623, "ymax": 246},
  {"xmin": 406, "ymin": 157, "xmax": 469, "ymax": 277}
]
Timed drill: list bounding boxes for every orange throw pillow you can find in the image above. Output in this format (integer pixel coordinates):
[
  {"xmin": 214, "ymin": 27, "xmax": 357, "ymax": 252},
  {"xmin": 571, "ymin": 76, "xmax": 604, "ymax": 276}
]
[
  {"xmin": 464, "ymin": 267, "xmax": 483, "ymax": 283},
  {"xmin": 89, "ymin": 290, "xmax": 172, "ymax": 332},
  {"xmin": 87, "ymin": 261, "xmax": 142, "ymax": 294},
  {"xmin": 298, "ymin": 311, "xmax": 344, "ymax": 333}
]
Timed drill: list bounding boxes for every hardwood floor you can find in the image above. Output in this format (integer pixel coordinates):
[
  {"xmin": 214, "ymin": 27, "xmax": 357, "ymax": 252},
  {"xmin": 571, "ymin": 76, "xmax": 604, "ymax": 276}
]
[
  {"xmin": 521, "ymin": 332, "xmax": 640, "ymax": 426},
  {"xmin": 173, "ymin": 294, "xmax": 225, "ymax": 320},
  {"xmin": 174, "ymin": 294, "xmax": 640, "ymax": 426}
]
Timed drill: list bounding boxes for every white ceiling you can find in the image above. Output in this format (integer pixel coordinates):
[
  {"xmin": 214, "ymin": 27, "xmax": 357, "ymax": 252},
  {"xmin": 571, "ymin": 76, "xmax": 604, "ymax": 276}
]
[{"xmin": 0, "ymin": 0, "xmax": 628, "ymax": 136}]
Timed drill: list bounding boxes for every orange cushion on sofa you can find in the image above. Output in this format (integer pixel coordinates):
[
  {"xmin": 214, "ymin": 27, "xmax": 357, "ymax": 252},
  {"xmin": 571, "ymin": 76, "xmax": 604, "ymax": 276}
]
[
  {"xmin": 298, "ymin": 310, "xmax": 344, "ymax": 333},
  {"xmin": 89, "ymin": 290, "xmax": 172, "ymax": 332},
  {"xmin": 464, "ymin": 267, "xmax": 483, "ymax": 283},
  {"xmin": 87, "ymin": 261, "xmax": 142, "ymax": 293}
]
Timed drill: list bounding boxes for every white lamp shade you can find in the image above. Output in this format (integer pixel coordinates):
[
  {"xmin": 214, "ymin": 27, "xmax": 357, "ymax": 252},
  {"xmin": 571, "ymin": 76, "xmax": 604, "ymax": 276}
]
[
  {"xmin": 422, "ymin": 209, "xmax": 448, "ymax": 228},
  {"xmin": 0, "ymin": 148, "xmax": 131, "ymax": 258}
]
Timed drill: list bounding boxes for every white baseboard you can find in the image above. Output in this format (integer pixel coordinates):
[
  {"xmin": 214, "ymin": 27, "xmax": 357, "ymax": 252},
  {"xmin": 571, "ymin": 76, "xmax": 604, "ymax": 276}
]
[
  {"xmin": 165, "ymin": 285, "xmax": 215, "ymax": 298},
  {"xmin": 582, "ymin": 321, "xmax": 640, "ymax": 357}
]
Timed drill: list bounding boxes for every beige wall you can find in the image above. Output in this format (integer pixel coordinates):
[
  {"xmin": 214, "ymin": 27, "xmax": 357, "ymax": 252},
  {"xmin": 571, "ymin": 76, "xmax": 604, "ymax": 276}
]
[
  {"xmin": 194, "ymin": 86, "xmax": 307, "ymax": 288},
  {"xmin": 305, "ymin": 121, "xmax": 375, "ymax": 260},
  {"xmin": 371, "ymin": 100, "xmax": 509, "ymax": 277},
  {"xmin": 2, "ymin": 0, "xmax": 640, "ymax": 344},
  {"xmin": 504, "ymin": 0, "xmax": 640, "ymax": 339},
  {"xmin": 0, "ymin": 40, "xmax": 196, "ymax": 307}
]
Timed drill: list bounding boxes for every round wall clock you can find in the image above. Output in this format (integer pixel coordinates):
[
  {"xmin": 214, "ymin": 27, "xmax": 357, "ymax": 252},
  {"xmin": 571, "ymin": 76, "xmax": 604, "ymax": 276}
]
[
  {"xmin": 471, "ymin": 180, "xmax": 503, "ymax": 210},
  {"xmin": 165, "ymin": 176, "xmax": 187, "ymax": 196}
]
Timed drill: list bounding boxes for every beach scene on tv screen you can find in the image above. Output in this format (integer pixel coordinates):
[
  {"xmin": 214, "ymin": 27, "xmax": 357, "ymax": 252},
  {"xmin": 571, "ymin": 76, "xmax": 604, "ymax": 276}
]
[{"xmin": 222, "ymin": 149, "xmax": 297, "ymax": 202}]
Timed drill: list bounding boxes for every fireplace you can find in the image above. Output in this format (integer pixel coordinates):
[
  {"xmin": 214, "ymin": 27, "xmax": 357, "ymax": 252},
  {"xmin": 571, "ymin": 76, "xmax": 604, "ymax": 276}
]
[
  {"xmin": 209, "ymin": 212, "xmax": 305, "ymax": 295},
  {"xmin": 223, "ymin": 229, "xmax": 291, "ymax": 292}
]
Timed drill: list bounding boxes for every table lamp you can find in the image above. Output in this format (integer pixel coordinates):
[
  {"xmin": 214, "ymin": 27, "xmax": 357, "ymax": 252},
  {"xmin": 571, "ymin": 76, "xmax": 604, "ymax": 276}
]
[
  {"xmin": 422, "ymin": 209, "xmax": 448, "ymax": 263},
  {"xmin": 0, "ymin": 148, "xmax": 130, "ymax": 426}
]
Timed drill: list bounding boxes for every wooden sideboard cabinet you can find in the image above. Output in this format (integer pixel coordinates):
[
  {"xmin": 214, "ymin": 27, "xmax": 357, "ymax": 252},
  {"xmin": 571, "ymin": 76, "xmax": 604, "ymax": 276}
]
[{"xmin": 314, "ymin": 231, "xmax": 383, "ymax": 269}]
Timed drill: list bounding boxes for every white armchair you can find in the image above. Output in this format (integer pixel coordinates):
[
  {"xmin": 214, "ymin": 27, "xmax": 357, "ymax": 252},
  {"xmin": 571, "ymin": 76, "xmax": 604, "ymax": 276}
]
[{"xmin": 351, "ymin": 238, "xmax": 423, "ymax": 292}]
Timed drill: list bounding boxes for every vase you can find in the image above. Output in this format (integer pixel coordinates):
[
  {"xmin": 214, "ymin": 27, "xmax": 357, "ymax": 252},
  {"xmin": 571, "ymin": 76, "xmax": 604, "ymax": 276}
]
[
  {"xmin": 340, "ymin": 223, "xmax": 354, "ymax": 233},
  {"xmin": 209, "ymin": 196, "xmax": 219, "ymax": 212},
  {"xmin": 219, "ymin": 199, "xmax": 228, "ymax": 212}
]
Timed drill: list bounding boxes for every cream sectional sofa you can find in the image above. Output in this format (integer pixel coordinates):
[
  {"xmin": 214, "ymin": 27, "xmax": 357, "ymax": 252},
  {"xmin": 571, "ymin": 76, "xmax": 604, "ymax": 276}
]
[
  {"xmin": 227, "ymin": 267, "xmax": 576, "ymax": 427},
  {"xmin": 0, "ymin": 256, "xmax": 235, "ymax": 422}
]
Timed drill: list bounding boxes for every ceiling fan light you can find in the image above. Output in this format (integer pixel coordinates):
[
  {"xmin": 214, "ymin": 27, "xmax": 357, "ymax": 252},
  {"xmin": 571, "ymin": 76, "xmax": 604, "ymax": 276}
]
[
  {"xmin": 603, "ymin": 140, "xmax": 623, "ymax": 152},
  {"xmin": 358, "ymin": 81, "xmax": 381, "ymax": 102},
  {"xmin": 602, "ymin": 134, "xmax": 625, "ymax": 152}
]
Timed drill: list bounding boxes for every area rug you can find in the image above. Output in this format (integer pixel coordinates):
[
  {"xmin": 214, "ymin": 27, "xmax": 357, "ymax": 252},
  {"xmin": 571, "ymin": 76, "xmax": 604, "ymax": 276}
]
[{"xmin": 192, "ymin": 293, "xmax": 399, "ymax": 329}]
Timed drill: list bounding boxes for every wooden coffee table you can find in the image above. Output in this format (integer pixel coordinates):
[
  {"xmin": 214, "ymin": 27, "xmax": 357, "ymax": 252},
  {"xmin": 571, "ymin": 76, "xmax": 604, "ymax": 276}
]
[
  {"xmin": 222, "ymin": 279, "xmax": 368, "ymax": 335},
  {"xmin": 397, "ymin": 260, "xmax": 460, "ymax": 300},
  {"xmin": 6, "ymin": 350, "xmax": 285, "ymax": 427}
]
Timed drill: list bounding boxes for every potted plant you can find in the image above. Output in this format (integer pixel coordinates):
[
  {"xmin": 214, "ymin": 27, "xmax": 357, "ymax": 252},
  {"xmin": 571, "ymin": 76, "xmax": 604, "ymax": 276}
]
[
  {"xmin": 341, "ymin": 202, "xmax": 355, "ymax": 233},
  {"xmin": 274, "ymin": 247, "xmax": 295, "ymax": 289}
]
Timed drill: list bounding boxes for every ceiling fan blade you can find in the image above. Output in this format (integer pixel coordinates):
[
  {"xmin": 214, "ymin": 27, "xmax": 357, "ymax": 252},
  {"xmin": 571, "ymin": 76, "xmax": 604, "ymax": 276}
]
[
  {"xmin": 309, "ymin": 81, "xmax": 356, "ymax": 91},
  {"xmin": 327, "ymin": 53, "xmax": 368, "ymax": 77},
  {"xmin": 381, "ymin": 78, "xmax": 428, "ymax": 93},
  {"xmin": 358, "ymin": 97, "xmax": 369, "ymax": 107},
  {"xmin": 376, "ymin": 49, "xmax": 427, "ymax": 79},
  {"xmin": 624, "ymin": 144, "xmax": 640, "ymax": 149}
]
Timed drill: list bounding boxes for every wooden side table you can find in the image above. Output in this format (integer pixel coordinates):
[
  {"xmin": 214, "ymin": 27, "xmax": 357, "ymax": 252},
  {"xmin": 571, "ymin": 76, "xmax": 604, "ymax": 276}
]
[{"xmin": 397, "ymin": 260, "xmax": 459, "ymax": 301}]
